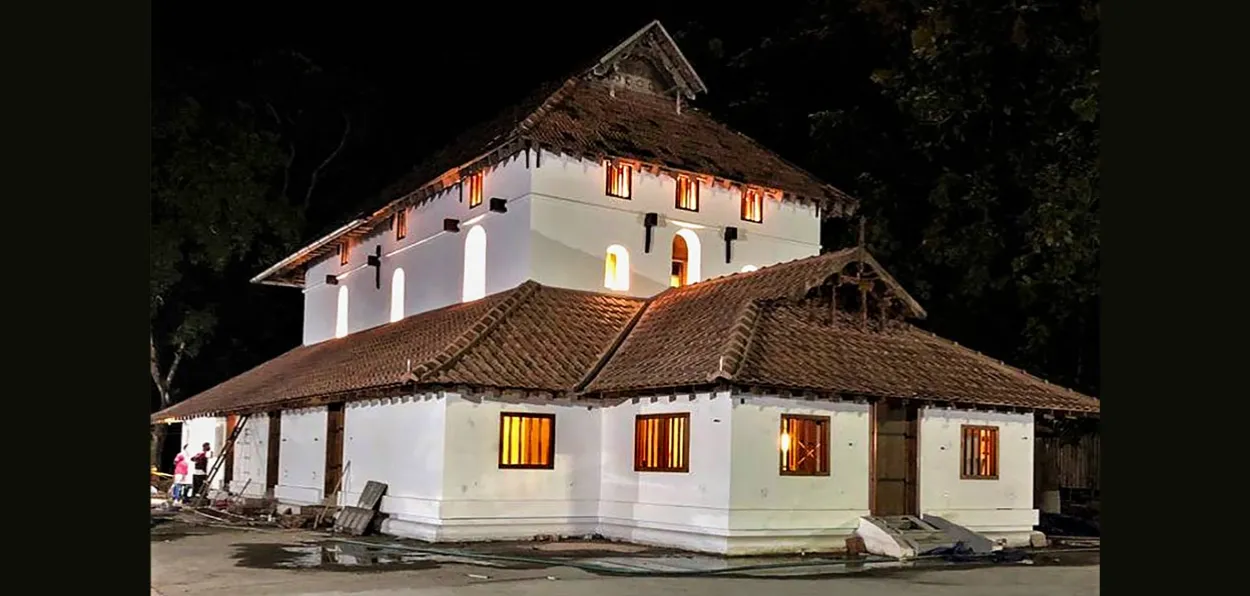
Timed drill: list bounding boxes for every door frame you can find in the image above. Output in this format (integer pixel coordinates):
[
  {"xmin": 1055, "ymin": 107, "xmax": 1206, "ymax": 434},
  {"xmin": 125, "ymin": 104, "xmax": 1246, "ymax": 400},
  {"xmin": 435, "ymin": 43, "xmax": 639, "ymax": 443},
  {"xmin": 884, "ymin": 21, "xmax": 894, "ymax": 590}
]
[
  {"xmin": 324, "ymin": 403, "xmax": 346, "ymax": 500},
  {"xmin": 266, "ymin": 411, "xmax": 282, "ymax": 498},
  {"xmin": 869, "ymin": 399, "xmax": 921, "ymax": 516}
]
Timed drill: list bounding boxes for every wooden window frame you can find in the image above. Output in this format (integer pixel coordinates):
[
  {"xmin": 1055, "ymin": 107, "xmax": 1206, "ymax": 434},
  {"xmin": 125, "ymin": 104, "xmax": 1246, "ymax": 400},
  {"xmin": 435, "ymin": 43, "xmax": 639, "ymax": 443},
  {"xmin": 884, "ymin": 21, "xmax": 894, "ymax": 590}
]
[
  {"xmin": 675, "ymin": 175, "xmax": 699, "ymax": 212},
  {"xmin": 779, "ymin": 414, "xmax": 831, "ymax": 476},
  {"xmin": 338, "ymin": 240, "xmax": 351, "ymax": 266},
  {"xmin": 741, "ymin": 187, "xmax": 764, "ymax": 223},
  {"xmin": 605, "ymin": 161, "xmax": 633, "ymax": 199},
  {"xmin": 960, "ymin": 425, "xmax": 1000, "ymax": 480},
  {"xmin": 466, "ymin": 173, "xmax": 484, "ymax": 209},
  {"xmin": 498, "ymin": 412, "xmax": 556, "ymax": 470},
  {"xmin": 394, "ymin": 209, "xmax": 408, "ymax": 241},
  {"xmin": 633, "ymin": 413, "xmax": 691, "ymax": 473}
]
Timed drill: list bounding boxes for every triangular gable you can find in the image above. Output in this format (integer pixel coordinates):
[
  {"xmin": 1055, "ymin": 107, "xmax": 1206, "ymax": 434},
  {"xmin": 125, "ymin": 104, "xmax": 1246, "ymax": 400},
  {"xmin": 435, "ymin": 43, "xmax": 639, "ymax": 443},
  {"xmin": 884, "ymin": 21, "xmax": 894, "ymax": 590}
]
[{"xmin": 590, "ymin": 20, "xmax": 707, "ymax": 99}]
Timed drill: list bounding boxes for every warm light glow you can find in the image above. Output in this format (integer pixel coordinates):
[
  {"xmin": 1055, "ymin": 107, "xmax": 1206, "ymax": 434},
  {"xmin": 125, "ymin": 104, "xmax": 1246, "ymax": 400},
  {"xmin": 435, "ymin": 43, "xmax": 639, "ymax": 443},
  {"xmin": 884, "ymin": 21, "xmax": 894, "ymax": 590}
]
[
  {"xmin": 466, "ymin": 172, "xmax": 484, "ymax": 208},
  {"xmin": 390, "ymin": 268, "xmax": 405, "ymax": 323},
  {"xmin": 780, "ymin": 415, "xmax": 830, "ymax": 475},
  {"xmin": 335, "ymin": 286, "xmax": 349, "ymax": 338},
  {"xmin": 604, "ymin": 245, "xmax": 631, "ymax": 291},
  {"xmin": 160, "ymin": 417, "xmax": 177, "ymax": 425},
  {"xmin": 675, "ymin": 174, "xmax": 699, "ymax": 211},
  {"xmin": 741, "ymin": 188, "xmax": 764, "ymax": 223},
  {"xmin": 499, "ymin": 413, "xmax": 554, "ymax": 468},
  {"xmin": 671, "ymin": 229, "xmax": 701, "ymax": 287},
  {"xmin": 395, "ymin": 209, "xmax": 408, "ymax": 240},
  {"xmin": 634, "ymin": 414, "xmax": 690, "ymax": 472},
  {"xmin": 606, "ymin": 161, "xmax": 633, "ymax": 199},
  {"xmin": 741, "ymin": 265, "xmax": 758, "ymax": 273},
  {"xmin": 462, "ymin": 225, "xmax": 487, "ymax": 302},
  {"xmin": 339, "ymin": 239, "xmax": 352, "ymax": 266}
]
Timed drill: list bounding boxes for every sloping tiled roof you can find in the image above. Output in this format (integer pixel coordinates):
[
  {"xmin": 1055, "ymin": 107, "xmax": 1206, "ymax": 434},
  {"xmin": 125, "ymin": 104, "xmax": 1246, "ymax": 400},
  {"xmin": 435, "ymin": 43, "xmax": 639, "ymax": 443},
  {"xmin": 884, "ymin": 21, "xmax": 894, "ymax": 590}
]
[
  {"xmin": 582, "ymin": 248, "xmax": 920, "ymax": 393},
  {"xmin": 157, "ymin": 251, "xmax": 1098, "ymax": 422},
  {"xmin": 731, "ymin": 302, "xmax": 1099, "ymax": 413},
  {"xmin": 254, "ymin": 22, "xmax": 856, "ymax": 287},
  {"xmin": 379, "ymin": 78, "xmax": 855, "ymax": 211},
  {"xmin": 152, "ymin": 282, "xmax": 645, "ymax": 421}
]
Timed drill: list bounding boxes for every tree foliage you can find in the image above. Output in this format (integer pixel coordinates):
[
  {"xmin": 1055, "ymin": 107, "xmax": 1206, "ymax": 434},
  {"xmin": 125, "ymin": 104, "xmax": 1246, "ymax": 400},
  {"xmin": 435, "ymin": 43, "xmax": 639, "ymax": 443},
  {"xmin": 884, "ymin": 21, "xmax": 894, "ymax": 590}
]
[
  {"xmin": 150, "ymin": 96, "xmax": 300, "ymax": 405},
  {"xmin": 680, "ymin": 0, "xmax": 1099, "ymax": 393}
]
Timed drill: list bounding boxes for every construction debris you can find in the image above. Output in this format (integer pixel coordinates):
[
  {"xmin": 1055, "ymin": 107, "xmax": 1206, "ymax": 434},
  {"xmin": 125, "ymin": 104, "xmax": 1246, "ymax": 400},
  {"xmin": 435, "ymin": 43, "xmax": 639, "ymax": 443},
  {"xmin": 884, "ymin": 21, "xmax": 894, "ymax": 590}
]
[{"xmin": 332, "ymin": 481, "xmax": 389, "ymax": 536}]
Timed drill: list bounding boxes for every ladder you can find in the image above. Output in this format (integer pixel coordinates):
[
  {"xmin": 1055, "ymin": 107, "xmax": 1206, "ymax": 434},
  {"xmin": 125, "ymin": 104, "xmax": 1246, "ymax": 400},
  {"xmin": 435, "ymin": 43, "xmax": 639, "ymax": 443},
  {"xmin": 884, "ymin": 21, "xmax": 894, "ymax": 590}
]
[{"xmin": 192, "ymin": 414, "xmax": 250, "ymax": 506}]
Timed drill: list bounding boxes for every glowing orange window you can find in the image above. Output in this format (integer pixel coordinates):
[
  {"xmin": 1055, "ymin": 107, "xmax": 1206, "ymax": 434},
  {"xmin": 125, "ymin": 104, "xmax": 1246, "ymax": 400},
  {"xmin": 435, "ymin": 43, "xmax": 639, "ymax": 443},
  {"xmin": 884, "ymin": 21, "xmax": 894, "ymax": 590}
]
[
  {"xmin": 338, "ymin": 240, "xmax": 351, "ymax": 266},
  {"xmin": 675, "ymin": 175, "xmax": 699, "ymax": 211},
  {"xmin": 466, "ymin": 173, "xmax": 484, "ymax": 209},
  {"xmin": 606, "ymin": 161, "xmax": 632, "ymax": 199},
  {"xmin": 395, "ymin": 210, "xmax": 408, "ymax": 240},
  {"xmin": 960, "ymin": 425, "xmax": 999, "ymax": 479},
  {"xmin": 634, "ymin": 413, "xmax": 690, "ymax": 472},
  {"xmin": 780, "ymin": 415, "xmax": 830, "ymax": 476},
  {"xmin": 741, "ymin": 188, "xmax": 765, "ymax": 223},
  {"xmin": 499, "ymin": 413, "xmax": 555, "ymax": 469}
]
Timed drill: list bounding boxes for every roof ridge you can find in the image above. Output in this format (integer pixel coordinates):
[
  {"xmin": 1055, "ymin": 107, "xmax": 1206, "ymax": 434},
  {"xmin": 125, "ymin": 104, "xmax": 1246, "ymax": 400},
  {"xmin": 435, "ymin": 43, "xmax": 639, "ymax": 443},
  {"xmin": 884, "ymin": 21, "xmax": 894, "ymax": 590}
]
[
  {"xmin": 408, "ymin": 281, "xmax": 542, "ymax": 382},
  {"xmin": 909, "ymin": 324, "xmax": 1098, "ymax": 402},
  {"xmin": 573, "ymin": 293, "xmax": 655, "ymax": 394},
  {"xmin": 707, "ymin": 299, "xmax": 765, "ymax": 382}
]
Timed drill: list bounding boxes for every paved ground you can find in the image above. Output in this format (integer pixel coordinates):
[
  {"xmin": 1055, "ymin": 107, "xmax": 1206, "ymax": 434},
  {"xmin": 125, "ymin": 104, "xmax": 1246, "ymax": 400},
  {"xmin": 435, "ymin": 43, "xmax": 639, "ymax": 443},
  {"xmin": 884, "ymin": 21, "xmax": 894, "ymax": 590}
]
[{"xmin": 151, "ymin": 523, "xmax": 1099, "ymax": 596}]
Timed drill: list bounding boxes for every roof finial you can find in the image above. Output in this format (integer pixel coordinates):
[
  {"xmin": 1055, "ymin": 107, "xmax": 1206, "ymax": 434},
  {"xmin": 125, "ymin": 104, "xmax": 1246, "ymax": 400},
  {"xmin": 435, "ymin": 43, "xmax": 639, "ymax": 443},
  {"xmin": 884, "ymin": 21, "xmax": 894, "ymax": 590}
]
[{"xmin": 857, "ymin": 216, "xmax": 866, "ymax": 251}]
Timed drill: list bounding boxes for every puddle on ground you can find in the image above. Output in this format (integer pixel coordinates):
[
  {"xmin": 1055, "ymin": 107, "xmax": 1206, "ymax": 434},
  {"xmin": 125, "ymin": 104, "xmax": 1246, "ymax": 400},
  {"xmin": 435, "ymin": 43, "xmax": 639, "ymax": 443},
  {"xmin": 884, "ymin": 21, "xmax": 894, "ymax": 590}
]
[
  {"xmin": 227, "ymin": 535, "xmax": 1099, "ymax": 577},
  {"xmin": 232, "ymin": 541, "xmax": 548, "ymax": 572}
]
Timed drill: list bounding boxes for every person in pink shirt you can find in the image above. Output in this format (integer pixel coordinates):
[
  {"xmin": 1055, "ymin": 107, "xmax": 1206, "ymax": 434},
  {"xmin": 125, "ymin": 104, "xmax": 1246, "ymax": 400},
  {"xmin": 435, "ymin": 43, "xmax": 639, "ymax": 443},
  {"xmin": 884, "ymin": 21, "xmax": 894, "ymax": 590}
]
[{"xmin": 172, "ymin": 445, "xmax": 192, "ymax": 503}]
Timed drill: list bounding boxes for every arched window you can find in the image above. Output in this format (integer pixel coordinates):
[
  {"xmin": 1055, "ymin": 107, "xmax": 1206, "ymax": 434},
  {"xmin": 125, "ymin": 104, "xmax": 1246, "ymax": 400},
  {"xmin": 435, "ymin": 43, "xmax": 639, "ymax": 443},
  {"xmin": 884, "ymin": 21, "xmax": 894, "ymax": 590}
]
[
  {"xmin": 604, "ymin": 245, "xmax": 630, "ymax": 291},
  {"xmin": 671, "ymin": 229, "xmax": 702, "ymax": 288},
  {"xmin": 740, "ymin": 265, "xmax": 758, "ymax": 273},
  {"xmin": 462, "ymin": 225, "xmax": 487, "ymax": 302},
  {"xmin": 335, "ymin": 286, "xmax": 349, "ymax": 338},
  {"xmin": 390, "ymin": 268, "xmax": 405, "ymax": 323}
]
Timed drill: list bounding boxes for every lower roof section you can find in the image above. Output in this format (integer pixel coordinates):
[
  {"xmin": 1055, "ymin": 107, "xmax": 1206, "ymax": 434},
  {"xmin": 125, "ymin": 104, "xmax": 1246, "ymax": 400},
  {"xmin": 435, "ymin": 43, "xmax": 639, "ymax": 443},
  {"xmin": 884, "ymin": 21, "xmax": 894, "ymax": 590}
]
[{"xmin": 154, "ymin": 250, "xmax": 1099, "ymax": 422}]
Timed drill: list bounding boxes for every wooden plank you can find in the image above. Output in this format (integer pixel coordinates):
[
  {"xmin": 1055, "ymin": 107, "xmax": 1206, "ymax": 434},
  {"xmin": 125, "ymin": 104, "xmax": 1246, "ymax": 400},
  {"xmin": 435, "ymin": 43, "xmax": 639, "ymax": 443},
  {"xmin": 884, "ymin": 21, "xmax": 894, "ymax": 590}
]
[
  {"xmin": 266, "ymin": 411, "xmax": 282, "ymax": 493},
  {"xmin": 324, "ymin": 403, "xmax": 345, "ymax": 496},
  {"xmin": 356, "ymin": 481, "xmax": 388, "ymax": 510}
]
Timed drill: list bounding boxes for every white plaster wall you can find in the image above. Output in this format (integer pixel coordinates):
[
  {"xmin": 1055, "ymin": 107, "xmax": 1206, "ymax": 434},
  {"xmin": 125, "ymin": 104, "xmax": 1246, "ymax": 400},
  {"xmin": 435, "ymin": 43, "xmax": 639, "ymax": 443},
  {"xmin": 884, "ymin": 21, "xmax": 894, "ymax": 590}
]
[
  {"xmin": 918, "ymin": 407, "xmax": 1038, "ymax": 542},
  {"xmin": 529, "ymin": 153, "xmax": 822, "ymax": 297},
  {"xmin": 598, "ymin": 392, "xmax": 735, "ymax": 552},
  {"xmin": 342, "ymin": 394, "xmax": 447, "ymax": 537},
  {"xmin": 437, "ymin": 395, "xmax": 602, "ymax": 540},
  {"xmin": 302, "ymin": 156, "xmax": 534, "ymax": 345},
  {"xmin": 274, "ymin": 407, "xmax": 329, "ymax": 505},
  {"xmin": 228, "ymin": 414, "xmax": 270, "ymax": 497},
  {"xmin": 726, "ymin": 397, "xmax": 871, "ymax": 552},
  {"xmin": 181, "ymin": 416, "xmax": 227, "ymax": 491}
]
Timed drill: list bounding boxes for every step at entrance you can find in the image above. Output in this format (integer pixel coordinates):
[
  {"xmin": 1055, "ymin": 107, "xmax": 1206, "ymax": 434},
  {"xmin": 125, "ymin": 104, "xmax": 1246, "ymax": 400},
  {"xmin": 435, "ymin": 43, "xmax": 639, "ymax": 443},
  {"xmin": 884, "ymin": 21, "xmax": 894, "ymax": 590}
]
[{"xmin": 855, "ymin": 515, "xmax": 997, "ymax": 559}]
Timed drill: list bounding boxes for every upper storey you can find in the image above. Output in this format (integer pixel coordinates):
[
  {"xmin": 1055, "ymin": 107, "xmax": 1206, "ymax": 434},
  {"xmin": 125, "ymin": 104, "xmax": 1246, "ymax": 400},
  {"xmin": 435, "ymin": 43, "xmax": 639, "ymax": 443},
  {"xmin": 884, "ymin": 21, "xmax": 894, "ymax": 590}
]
[{"xmin": 252, "ymin": 21, "xmax": 857, "ymax": 290}]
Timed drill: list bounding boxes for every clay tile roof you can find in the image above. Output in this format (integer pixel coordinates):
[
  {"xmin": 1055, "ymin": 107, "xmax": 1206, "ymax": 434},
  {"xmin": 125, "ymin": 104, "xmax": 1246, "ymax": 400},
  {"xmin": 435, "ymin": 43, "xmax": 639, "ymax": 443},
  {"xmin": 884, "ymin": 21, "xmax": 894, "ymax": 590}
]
[
  {"xmin": 156, "ymin": 252, "xmax": 1096, "ymax": 422},
  {"xmin": 733, "ymin": 302, "xmax": 1099, "ymax": 413},
  {"xmin": 584, "ymin": 248, "xmax": 891, "ymax": 394},
  {"xmin": 255, "ymin": 22, "xmax": 856, "ymax": 287},
  {"xmin": 582, "ymin": 250, "xmax": 1098, "ymax": 414},
  {"xmin": 151, "ymin": 282, "xmax": 645, "ymax": 422}
]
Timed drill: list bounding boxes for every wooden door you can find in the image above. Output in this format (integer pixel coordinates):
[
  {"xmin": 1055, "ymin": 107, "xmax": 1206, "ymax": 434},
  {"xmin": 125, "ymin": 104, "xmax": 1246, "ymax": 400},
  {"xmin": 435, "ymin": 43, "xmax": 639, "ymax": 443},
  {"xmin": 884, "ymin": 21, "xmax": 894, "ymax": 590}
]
[
  {"xmin": 324, "ymin": 403, "xmax": 345, "ymax": 499},
  {"xmin": 871, "ymin": 400, "xmax": 919, "ymax": 516},
  {"xmin": 266, "ymin": 411, "xmax": 282, "ymax": 496},
  {"xmin": 223, "ymin": 415, "xmax": 238, "ymax": 485}
]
